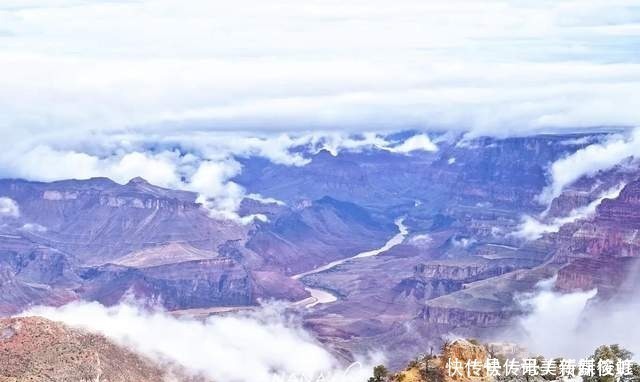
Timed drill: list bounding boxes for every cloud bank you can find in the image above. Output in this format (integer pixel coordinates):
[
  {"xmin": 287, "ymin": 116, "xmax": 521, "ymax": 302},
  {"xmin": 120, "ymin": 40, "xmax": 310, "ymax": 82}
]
[
  {"xmin": 0, "ymin": 0, "xmax": 639, "ymax": 222},
  {"xmin": 513, "ymin": 183, "xmax": 625, "ymax": 240},
  {"xmin": 538, "ymin": 128, "xmax": 640, "ymax": 205},
  {"xmin": 0, "ymin": 131, "xmax": 440, "ymax": 222},
  {"xmin": 0, "ymin": 0, "xmax": 639, "ymax": 138},
  {"xmin": 516, "ymin": 278, "xmax": 640, "ymax": 360},
  {"xmin": 25, "ymin": 301, "xmax": 381, "ymax": 382}
]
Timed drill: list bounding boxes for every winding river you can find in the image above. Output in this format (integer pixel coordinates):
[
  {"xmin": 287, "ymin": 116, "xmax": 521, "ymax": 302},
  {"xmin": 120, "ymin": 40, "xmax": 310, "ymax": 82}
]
[{"xmin": 292, "ymin": 218, "xmax": 408, "ymax": 309}]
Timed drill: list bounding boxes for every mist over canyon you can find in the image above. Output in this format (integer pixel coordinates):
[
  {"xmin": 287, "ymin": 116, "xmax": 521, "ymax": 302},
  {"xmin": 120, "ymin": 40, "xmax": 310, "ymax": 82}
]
[
  {"xmin": 2, "ymin": 0, "xmax": 640, "ymax": 380},
  {"xmin": 1, "ymin": 129, "xmax": 640, "ymax": 381}
]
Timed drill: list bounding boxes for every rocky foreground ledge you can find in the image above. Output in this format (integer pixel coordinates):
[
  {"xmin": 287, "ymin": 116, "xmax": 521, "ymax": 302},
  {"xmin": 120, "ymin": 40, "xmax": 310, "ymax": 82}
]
[{"xmin": 0, "ymin": 317, "xmax": 201, "ymax": 382}]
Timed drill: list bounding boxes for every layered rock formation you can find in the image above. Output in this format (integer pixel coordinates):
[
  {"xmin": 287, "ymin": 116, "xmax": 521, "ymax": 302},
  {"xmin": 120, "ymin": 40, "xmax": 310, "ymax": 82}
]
[
  {"xmin": 0, "ymin": 132, "xmax": 638, "ymax": 373},
  {"xmin": 0, "ymin": 176, "xmax": 394, "ymax": 313},
  {"xmin": 549, "ymin": 178, "xmax": 640, "ymax": 294},
  {"xmin": 388, "ymin": 339, "xmax": 490, "ymax": 382},
  {"xmin": 247, "ymin": 196, "xmax": 395, "ymax": 275}
]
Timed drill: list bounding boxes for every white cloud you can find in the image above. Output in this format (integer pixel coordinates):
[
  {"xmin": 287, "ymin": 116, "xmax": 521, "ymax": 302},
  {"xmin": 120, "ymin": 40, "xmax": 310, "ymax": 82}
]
[
  {"xmin": 186, "ymin": 160, "xmax": 264, "ymax": 223},
  {"xmin": 0, "ymin": 1, "xmax": 638, "ymax": 137},
  {"xmin": 408, "ymin": 233, "xmax": 433, "ymax": 248},
  {"xmin": 513, "ymin": 183, "xmax": 625, "ymax": 240},
  {"xmin": 0, "ymin": 197, "xmax": 19, "ymax": 218},
  {"xmin": 180, "ymin": 133, "xmax": 312, "ymax": 166},
  {"xmin": 107, "ymin": 152, "xmax": 181, "ymax": 187},
  {"xmin": 309, "ymin": 132, "xmax": 389, "ymax": 156},
  {"xmin": 387, "ymin": 134, "xmax": 438, "ymax": 154},
  {"xmin": 538, "ymin": 128, "xmax": 640, "ymax": 205},
  {"xmin": 246, "ymin": 193, "xmax": 286, "ymax": 206},
  {"xmin": 2, "ymin": 145, "xmax": 183, "ymax": 187},
  {"xmin": 0, "ymin": 130, "xmax": 445, "ymax": 223},
  {"xmin": 516, "ymin": 278, "xmax": 598, "ymax": 358},
  {"xmin": 451, "ymin": 236, "xmax": 476, "ymax": 248},
  {"xmin": 515, "ymin": 277, "xmax": 640, "ymax": 360},
  {"xmin": 0, "ymin": 143, "xmax": 274, "ymax": 223},
  {"xmin": 20, "ymin": 222, "xmax": 47, "ymax": 233},
  {"xmin": 511, "ymin": 215, "xmax": 559, "ymax": 241},
  {"xmin": 301, "ymin": 132, "xmax": 440, "ymax": 156},
  {"xmin": 24, "ymin": 301, "xmax": 381, "ymax": 382},
  {"xmin": 8, "ymin": 145, "xmax": 102, "ymax": 182}
]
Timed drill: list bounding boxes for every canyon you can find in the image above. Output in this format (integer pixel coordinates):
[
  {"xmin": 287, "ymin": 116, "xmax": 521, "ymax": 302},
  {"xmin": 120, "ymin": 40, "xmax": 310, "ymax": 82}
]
[{"xmin": 0, "ymin": 132, "xmax": 638, "ymax": 371}]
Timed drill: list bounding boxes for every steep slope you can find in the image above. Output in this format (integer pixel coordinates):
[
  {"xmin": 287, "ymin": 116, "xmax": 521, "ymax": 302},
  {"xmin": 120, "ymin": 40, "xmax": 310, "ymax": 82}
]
[
  {"xmin": 553, "ymin": 178, "xmax": 640, "ymax": 295},
  {"xmin": 246, "ymin": 196, "xmax": 396, "ymax": 275},
  {"xmin": 0, "ymin": 177, "xmax": 245, "ymax": 265},
  {"xmin": 0, "ymin": 316, "xmax": 183, "ymax": 382},
  {"xmin": 0, "ymin": 236, "xmax": 79, "ymax": 315},
  {"xmin": 0, "ymin": 177, "xmax": 399, "ymax": 313}
]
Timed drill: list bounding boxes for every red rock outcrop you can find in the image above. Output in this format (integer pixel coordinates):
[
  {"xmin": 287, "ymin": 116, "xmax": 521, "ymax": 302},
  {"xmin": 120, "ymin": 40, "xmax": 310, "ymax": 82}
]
[
  {"xmin": 0, "ymin": 316, "xmax": 184, "ymax": 382},
  {"xmin": 552, "ymin": 179, "xmax": 640, "ymax": 293}
]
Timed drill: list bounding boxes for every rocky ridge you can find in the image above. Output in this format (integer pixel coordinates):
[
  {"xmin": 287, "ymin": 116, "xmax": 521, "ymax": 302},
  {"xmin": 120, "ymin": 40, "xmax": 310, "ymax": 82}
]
[{"xmin": 0, "ymin": 316, "xmax": 196, "ymax": 382}]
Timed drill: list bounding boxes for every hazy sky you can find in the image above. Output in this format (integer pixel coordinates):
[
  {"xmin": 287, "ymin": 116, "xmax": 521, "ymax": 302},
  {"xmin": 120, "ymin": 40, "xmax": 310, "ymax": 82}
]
[
  {"xmin": 0, "ymin": 0, "xmax": 639, "ymax": 138},
  {"xmin": 1, "ymin": 0, "xmax": 639, "ymax": 215}
]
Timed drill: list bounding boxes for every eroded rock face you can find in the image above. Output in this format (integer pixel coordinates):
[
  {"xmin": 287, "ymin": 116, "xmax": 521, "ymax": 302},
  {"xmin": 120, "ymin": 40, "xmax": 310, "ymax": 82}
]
[
  {"xmin": 246, "ymin": 196, "xmax": 395, "ymax": 275},
  {"xmin": 393, "ymin": 276, "xmax": 462, "ymax": 302},
  {"xmin": 0, "ymin": 175, "xmax": 400, "ymax": 312},
  {"xmin": 597, "ymin": 180, "xmax": 640, "ymax": 225},
  {"xmin": 391, "ymin": 260, "xmax": 519, "ymax": 302},
  {"xmin": 77, "ymin": 259, "xmax": 255, "ymax": 309},
  {"xmin": 390, "ymin": 176, "xmax": 640, "ymax": 362},
  {"xmin": 0, "ymin": 177, "xmax": 243, "ymax": 265},
  {"xmin": 555, "ymin": 257, "xmax": 640, "ymax": 295},
  {"xmin": 0, "ymin": 237, "xmax": 79, "ymax": 315},
  {"xmin": 419, "ymin": 306, "xmax": 515, "ymax": 328},
  {"xmin": 0, "ymin": 317, "xmax": 178, "ymax": 382},
  {"xmin": 442, "ymin": 339, "xmax": 490, "ymax": 381},
  {"xmin": 391, "ymin": 339, "xmax": 492, "ymax": 382},
  {"xmin": 549, "ymin": 179, "xmax": 640, "ymax": 294}
]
